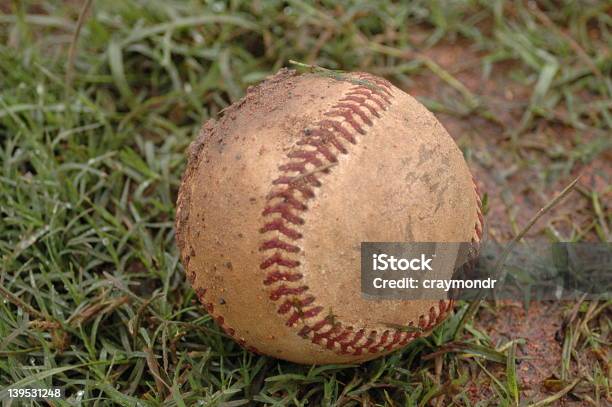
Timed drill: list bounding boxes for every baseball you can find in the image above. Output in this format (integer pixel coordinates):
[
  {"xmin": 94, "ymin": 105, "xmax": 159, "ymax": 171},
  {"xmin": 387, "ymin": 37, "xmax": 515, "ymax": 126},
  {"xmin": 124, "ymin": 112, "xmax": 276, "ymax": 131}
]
[{"xmin": 175, "ymin": 68, "xmax": 483, "ymax": 364}]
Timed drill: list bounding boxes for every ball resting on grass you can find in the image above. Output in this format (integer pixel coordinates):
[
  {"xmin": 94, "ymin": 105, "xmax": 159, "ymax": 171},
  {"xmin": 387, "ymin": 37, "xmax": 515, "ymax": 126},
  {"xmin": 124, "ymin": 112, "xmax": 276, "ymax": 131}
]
[{"xmin": 175, "ymin": 68, "xmax": 483, "ymax": 364}]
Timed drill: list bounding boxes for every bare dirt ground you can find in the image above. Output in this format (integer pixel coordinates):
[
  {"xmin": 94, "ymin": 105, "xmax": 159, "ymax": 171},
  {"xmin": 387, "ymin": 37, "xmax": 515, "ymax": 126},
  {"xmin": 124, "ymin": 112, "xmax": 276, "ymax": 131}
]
[{"xmin": 406, "ymin": 40, "xmax": 610, "ymax": 406}]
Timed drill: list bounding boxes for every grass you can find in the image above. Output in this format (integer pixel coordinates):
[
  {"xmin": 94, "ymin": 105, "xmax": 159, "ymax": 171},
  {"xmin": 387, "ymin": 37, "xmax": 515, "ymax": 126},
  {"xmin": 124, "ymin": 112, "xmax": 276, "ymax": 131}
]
[{"xmin": 0, "ymin": 0, "xmax": 610, "ymax": 405}]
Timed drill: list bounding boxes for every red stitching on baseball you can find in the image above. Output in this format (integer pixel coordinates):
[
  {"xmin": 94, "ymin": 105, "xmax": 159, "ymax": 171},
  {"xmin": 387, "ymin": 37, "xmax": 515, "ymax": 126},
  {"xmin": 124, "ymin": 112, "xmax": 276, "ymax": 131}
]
[
  {"xmin": 354, "ymin": 74, "xmax": 394, "ymax": 96},
  {"xmin": 193, "ymin": 287, "xmax": 261, "ymax": 353},
  {"xmin": 384, "ymin": 331, "xmax": 403, "ymax": 351},
  {"xmin": 262, "ymin": 202, "xmax": 305, "ymax": 225},
  {"xmin": 296, "ymin": 138, "xmax": 339, "ymax": 162},
  {"xmin": 286, "ymin": 150, "xmax": 324, "ymax": 166},
  {"xmin": 332, "ymin": 103, "xmax": 373, "ymax": 125},
  {"xmin": 399, "ymin": 331, "xmax": 418, "ymax": 346},
  {"xmin": 339, "ymin": 96, "xmax": 382, "ymax": 117},
  {"xmin": 285, "ymin": 306, "xmax": 324, "ymax": 327},
  {"xmin": 324, "ymin": 110, "xmax": 365, "ymax": 134},
  {"xmin": 260, "ymin": 252, "xmax": 300, "ymax": 269},
  {"xmin": 260, "ymin": 238, "xmax": 300, "ymax": 253},
  {"xmin": 267, "ymin": 190, "xmax": 308, "ymax": 209},
  {"xmin": 312, "ymin": 323, "xmax": 342, "ymax": 345},
  {"xmin": 273, "ymin": 174, "xmax": 321, "ymax": 187},
  {"xmin": 308, "ymin": 128, "xmax": 348, "ymax": 154},
  {"xmin": 346, "ymin": 88, "xmax": 388, "ymax": 108},
  {"xmin": 277, "ymin": 295, "xmax": 316, "ymax": 314},
  {"xmin": 264, "ymin": 270, "xmax": 303, "ymax": 285},
  {"xmin": 260, "ymin": 219, "xmax": 302, "ymax": 239},
  {"xmin": 310, "ymin": 316, "xmax": 333, "ymax": 332},
  {"xmin": 341, "ymin": 328, "xmax": 365, "ymax": 350},
  {"xmin": 368, "ymin": 330, "xmax": 390, "ymax": 353},
  {"xmin": 326, "ymin": 328, "xmax": 352, "ymax": 351},
  {"xmin": 319, "ymin": 119, "xmax": 359, "ymax": 142},
  {"xmin": 297, "ymin": 325, "xmax": 311, "ymax": 338},
  {"xmin": 269, "ymin": 285, "xmax": 309, "ymax": 300},
  {"xmin": 257, "ymin": 73, "xmax": 482, "ymax": 357}
]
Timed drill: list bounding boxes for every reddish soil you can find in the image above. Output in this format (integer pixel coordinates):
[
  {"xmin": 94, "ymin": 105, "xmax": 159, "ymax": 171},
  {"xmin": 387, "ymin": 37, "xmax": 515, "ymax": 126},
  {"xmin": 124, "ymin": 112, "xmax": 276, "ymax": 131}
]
[{"xmin": 400, "ymin": 39, "xmax": 610, "ymax": 405}]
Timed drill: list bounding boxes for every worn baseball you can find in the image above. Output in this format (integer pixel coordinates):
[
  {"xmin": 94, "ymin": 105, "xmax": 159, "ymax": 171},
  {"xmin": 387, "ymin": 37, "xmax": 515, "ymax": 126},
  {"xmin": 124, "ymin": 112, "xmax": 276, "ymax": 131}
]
[{"xmin": 175, "ymin": 68, "xmax": 483, "ymax": 364}]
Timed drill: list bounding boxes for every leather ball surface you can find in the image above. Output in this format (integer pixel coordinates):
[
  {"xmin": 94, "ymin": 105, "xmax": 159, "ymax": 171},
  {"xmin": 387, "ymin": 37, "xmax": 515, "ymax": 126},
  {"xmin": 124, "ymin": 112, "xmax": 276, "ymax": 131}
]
[{"xmin": 175, "ymin": 69, "xmax": 483, "ymax": 364}]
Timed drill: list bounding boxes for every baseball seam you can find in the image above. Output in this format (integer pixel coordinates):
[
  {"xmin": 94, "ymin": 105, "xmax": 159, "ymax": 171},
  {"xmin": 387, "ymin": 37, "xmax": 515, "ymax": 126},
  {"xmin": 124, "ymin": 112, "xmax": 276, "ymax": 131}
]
[
  {"xmin": 258, "ymin": 72, "xmax": 483, "ymax": 356},
  {"xmin": 178, "ymin": 71, "xmax": 484, "ymax": 358}
]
